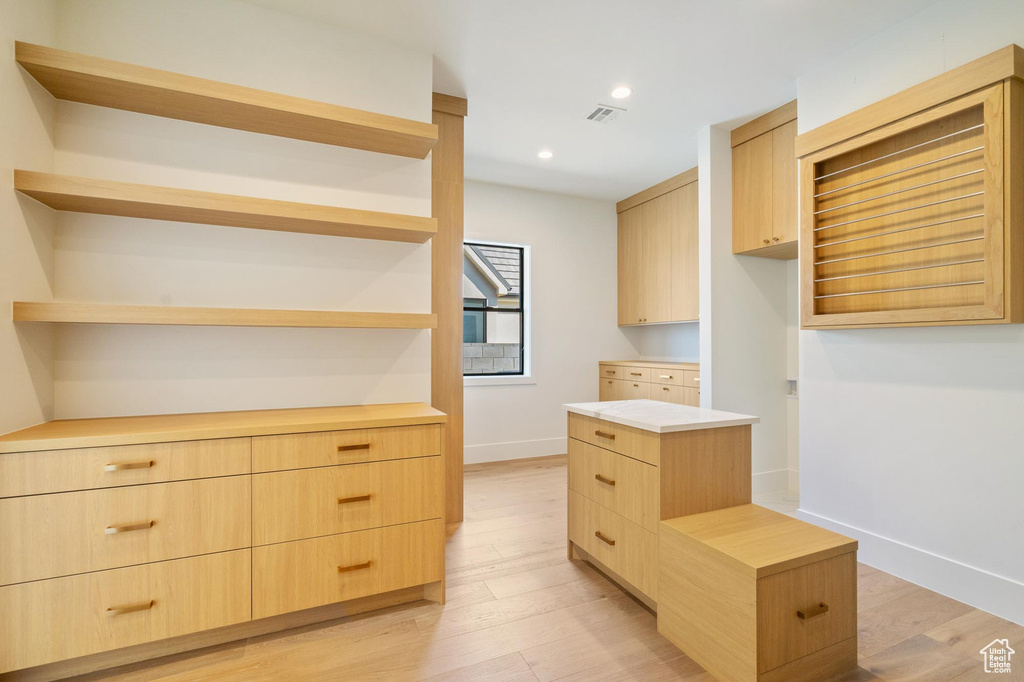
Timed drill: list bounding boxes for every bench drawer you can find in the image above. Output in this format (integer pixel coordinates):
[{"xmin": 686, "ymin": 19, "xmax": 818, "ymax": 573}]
[
  {"xmin": 252, "ymin": 519, "xmax": 444, "ymax": 619},
  {"xmin": 252, "ymin": 456, "xmax": 443, "ymax": 545}
]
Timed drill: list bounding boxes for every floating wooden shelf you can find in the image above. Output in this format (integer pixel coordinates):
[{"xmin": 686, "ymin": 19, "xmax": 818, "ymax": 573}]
[
  {"xmin": 14, "ymin": 171, "xmax": 437, "ymax": 243},
  {"xmin": 15, "ymin": 41, "xmax": 438, "ymax": 159},
  {"xmin": 13, "ymin": 302, "xmax": 436, "ymax": 329}
]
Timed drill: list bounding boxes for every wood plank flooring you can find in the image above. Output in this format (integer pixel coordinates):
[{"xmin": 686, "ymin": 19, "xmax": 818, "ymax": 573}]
[{"xmin": 77, "ymin": 455, "xmax": 1022, "ymax": 681}]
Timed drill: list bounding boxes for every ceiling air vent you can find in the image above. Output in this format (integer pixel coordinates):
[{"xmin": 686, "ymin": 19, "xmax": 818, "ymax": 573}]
[{"xmin": 585, "ymin": 103, "xmax": 625, "ymax": 124}]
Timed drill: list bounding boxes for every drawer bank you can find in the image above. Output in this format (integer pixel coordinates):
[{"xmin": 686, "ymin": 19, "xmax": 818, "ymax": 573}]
[{"xmin": 0, "ymin": 403, "xmax": 446, "ymax": 677}]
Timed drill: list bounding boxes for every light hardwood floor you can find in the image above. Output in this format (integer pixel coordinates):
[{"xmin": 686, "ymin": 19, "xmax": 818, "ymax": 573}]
[{"xmin": 78, "ymin": 455, "xmax": 1022, "ymax": 681}]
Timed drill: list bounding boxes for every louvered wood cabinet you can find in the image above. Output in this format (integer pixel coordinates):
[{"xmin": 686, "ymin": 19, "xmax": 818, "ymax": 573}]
[
  {"xmin": 616, "ymin": 170, "xmax": 699, "ymax": 326},
  {"xmin": 797, "ymin": 45, "xmax": 1024, "ymax": 328}
]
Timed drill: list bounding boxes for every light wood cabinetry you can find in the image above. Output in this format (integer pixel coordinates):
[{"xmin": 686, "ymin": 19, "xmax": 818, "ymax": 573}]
[
  {"xmin": 616, "ymin": 169, "xmax": 699, "ymax": 325},
  {"xmin": 732, "ymin": 101, "xmax": 799, "ymax": 259},
  {"xmin": 566, "ymin": 412, "xmax": 752, "ymax": 608},
  {"xmin": 658, "ymin": 504, "xmax": 858, "ymax": 682},
  {"xmin": 598, "ymin": 361, "xmax": 700, "ymax": 407},
  {"xmin": 797, "ymin": 45, "xmax": 1024, "ymax": 328},
  {"xmin": 0, "ymin": 404, "xmax": 445, "ymax": 675}
]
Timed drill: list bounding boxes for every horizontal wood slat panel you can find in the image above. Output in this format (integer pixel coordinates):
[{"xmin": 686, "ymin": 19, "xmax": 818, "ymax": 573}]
[
  {"xmin": 15, "ymin": 171, "xmax": 437, "ymax": 243},
  {"xmin": 16, "ymin": 42, "xmax": 437, "ymax": 158}
]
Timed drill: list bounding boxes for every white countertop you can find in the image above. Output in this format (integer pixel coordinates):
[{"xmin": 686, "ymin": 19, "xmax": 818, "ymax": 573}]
[{"xmin": 564, "ymin": 399, "xmax": 759, "ymax": 434}]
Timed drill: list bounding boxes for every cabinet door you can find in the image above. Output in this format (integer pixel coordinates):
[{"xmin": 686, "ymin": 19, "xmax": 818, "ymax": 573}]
[
  {"xmin": 617, "ymin": 206, "xmax": 644, "ymax": 326},
  {"xmin": 642, "ymin": 194, "xmax": 673, "ymax": 324},
  {"xmin": 599, "ymin": 378, "xmax": 618, "ymax": 401},
  {"xmin": 771, "ymin": 119, "xmax": 798, "ymax": 246},
  {"xmin": 670, "ymin": 182, "xmax": 700, "ymax": 321},
  {"xmin": 732, "ymin": 132, "xmax": 773, "ymax": 254}
]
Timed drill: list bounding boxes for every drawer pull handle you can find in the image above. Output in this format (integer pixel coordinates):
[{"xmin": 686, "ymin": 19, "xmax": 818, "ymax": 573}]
[
  {"xmin": 629, "ymin": 372, "xmax": 642, "ymax": 376},
  {"xmin": 659, "ymin": 374, "xmax": 672, "ymax": 379},
  {"xmin": 594, "ymin": 474, "xmax": 616, "ymax": 486},
  {"xmin": 595, "ymin": 531, "xmax": 615, "ymax": 546},
  {"xmin": 338, "ymin": 443, "xmax": 371, "ymax": 452},
  {"xmin": 662, "ymin": 387, "xmax": 670, "ymax": 391},
  {"xmin": 594, "ymin": 430, "xmax": 615, "ymax": 440},
  {"xmin": 338, "ymin": 560, "xmax": 372, "ymax": 574},
  {"xmin": 106, "ymin": 600, "xmax": 155, "ymax": 616},
  {"xmin": 105, "ymin": 520, "xmax": 155, "ymax": 535},
  {"xmin": 605, "ymin": 370, "xmax": 616, "ymax": 374},
  {"xmin": 105, "ymin": 460, "xmax": 154, "ymax": 472},
  {"xmin": 633, "ymin": 384, "xmax": 639, "ymax": 388},
  {"xmin": 797, "ymin": 602, "xmax": 829, "ymax": 620},
  {"xmin": 337, "ymin": 494, "xmax": 372, "ymax": 505},
  {"xmin": 694, "ymin": 377, "xmax": 700, "ymax": 383}
]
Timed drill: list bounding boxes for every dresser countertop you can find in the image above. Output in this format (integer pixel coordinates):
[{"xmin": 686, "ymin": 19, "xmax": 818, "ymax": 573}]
[
  {"xmin": 598, "ymin": 360, "xmax": 699, "ymax": 369},
  {"xmin": 564, "ymin": 399, "xmax": 758, "ymax": 434}
]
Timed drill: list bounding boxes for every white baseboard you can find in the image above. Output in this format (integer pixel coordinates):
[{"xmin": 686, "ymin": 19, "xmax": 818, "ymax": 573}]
[
  {"xmin": 751, "ymin": 468, "xmax": 789, "ymax": 496},
  {"xmin": 464, "ymin": 437, "xmax": 567, "ymax": 464},
  {"xmin": 798, "ymin": 509, "xmax": 1024, "ymax": 626}
]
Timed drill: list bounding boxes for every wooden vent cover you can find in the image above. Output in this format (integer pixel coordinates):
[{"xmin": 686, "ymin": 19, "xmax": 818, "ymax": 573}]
[{"xmin": 798, "ymin": 45, "xmax": 1024, "ymax": 329}]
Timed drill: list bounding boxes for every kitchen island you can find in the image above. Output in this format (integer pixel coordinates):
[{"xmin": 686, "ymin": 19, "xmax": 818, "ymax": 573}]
[{"xmin": 563, "ymin": 399, "xmax": 759, "ymax": 608}]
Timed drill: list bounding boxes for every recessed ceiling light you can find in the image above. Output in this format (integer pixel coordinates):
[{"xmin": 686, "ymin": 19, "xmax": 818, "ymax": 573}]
[
  {"xmin": 611, "ymin": 86, "xmax": 632, "ymax": 99},
  {"xmin": 538, "ymin": 150, "xmax": 553, "ymax": 160}
]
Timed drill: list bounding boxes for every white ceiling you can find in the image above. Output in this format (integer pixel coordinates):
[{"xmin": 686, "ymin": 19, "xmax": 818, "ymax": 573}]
[{"xmin": 241, "ymin": 0, "xmax": 939, "ymax": 201}]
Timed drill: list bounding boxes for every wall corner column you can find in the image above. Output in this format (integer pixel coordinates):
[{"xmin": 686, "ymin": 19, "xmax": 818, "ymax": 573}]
[{"xmin": 432, "ymin": 92, "xmax": 467, "ymax": 525}]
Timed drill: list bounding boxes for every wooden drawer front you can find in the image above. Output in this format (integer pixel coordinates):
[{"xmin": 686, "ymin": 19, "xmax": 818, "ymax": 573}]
[
  {"xmin": 599, "ymin": 364, "xmax": 624, "ymax": 380},
  {"xmin": 568, "ymin": 413, "xmax": 660, "ymax": 466},
  {"xmin": 0, "ymin": 438, "xmax": 251, "ymax": 499},
  {"xmin": 252, "ymin": 424, "xmax": 441, "ymax": 473},
  {"xmin": 252, "ymin": 456, "xmax": 443, "ymax": 545},
  {"xmin": 0, "ymin": 549, "xmax": 250, "ymax": 673},
  {"xmin": 653, "ymin": 384, "xmax": 700, "ymax": 407},
  {"xmin": 619, "ymin": 366, "xmax": 651, "ymax": 382},
  {"xmin": 649, "ymin": 367, "xmax": 686, "ymax": 386},
  {"xmin": 252, "ymin": 519, "xmax": 444, "ymax": 619},
  {"xmin": 568, "ymin": 439, "xmax": 658, "ymax": 531},
  {"xmin": 569, "ymin": 491, "xmax": 657, "ymax": 599},
  {"xmin": 0, "ymin": 476, "xmax": 250, "ymax": 585},
  {"xmin": 757, "ymin": 552, "xmax": 858, "ymax": 674}
]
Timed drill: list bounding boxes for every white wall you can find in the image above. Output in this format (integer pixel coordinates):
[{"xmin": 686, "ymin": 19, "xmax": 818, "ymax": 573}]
[
  {"xmin": 698, "ymin": 125, "xmax": 790, "ymax": 496},
  {"xmin": 620, "ymin": 322, "xmax": 700, "ymax": 362},
  {"xmin": 0, "ymin": 0, "xmax": 57, "ymax": 434},
  {"xmin": 463, "ymin": 180, "xmax": 636, "ymax": 463},
  {"xmin": 45, "ymin": 0, "xmax": 434, "ymax": 418},
  {"xmin": 797, "ymin": 0, "xmax": 1024, "ymax": 624}
]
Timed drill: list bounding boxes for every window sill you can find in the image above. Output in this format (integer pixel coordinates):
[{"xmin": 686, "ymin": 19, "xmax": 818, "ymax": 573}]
[{"xmin": 464, "ymin": 375, "xmax": 536, "ymax": 387}]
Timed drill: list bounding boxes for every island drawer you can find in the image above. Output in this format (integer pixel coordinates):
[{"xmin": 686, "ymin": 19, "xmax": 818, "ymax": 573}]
[
  {"xmin": 252, "ymin": 455, "xmax": 443, "ymax": 545},
  {"xmin": 567, "ymin": 413, "xmax": 660, "ymax": 466},
  {"xmin": 252, "ymin": 424, "xmax": 441, "ymax": 472},
  {"xmin": 568, "ymin": 439, "xmax": 658, "ymax": 531}
]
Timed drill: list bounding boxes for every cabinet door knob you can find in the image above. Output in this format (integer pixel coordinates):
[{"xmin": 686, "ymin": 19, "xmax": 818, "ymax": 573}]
[
  {"xmin": 772, "ymin": 236, "xmax": 780, "ymax": 242},
  {"xmin": 763, "ymin": 238, "xmax": 771, "ymax": 245}
]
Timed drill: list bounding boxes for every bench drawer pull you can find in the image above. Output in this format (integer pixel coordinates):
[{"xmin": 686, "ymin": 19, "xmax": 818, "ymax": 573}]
[
  {"xmin": 595, "ymin": 531, "xmax": 616, "ymax": 546},
  {"xmin": 797, "ymin": 602, "xmax": 829, "ymax": 620},
  {"xmin": 105, "ymin": 460, "xmax": 154, "ymax": 472},
  {"xmin": 106, "ymin": 600, "xmax": 155, "ymax": 616},
  {"xmin": 105, "ymin": 520, "xmax": 155, "ymax": 535},
  {"xmin": 594, "ymin": 474, "xmax": 616, "ymax": 487},
  {"xmin": 594, "ymin": 430, "xmax": 615, "ymax": 440},
  {"xmin": 337, "ymin": 494, "xmax": 372, "ymax": 505},
  {"xmin": 338, "ymin": 561, "xmax": 372, "ymax": 574},
  {"xmin": 338, "ymin": 443, "xmax": 371, "ymax": 452}
]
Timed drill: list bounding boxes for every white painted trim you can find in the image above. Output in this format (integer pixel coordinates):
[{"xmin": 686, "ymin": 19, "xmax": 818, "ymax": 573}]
[
  {"xmin": 464, "ymin": 437, "xmax": 566, "ymax": 464},
  {"xmin": 798, "ymin": 509, "xmax": 1024, "ymax": 626},
  {"xmin": 464, "ymin": 375, "xmax": 536, "ymax": 387},
  {"xmin": 752, "ymin": 468, "xmax": 789, "ymax": 496}
]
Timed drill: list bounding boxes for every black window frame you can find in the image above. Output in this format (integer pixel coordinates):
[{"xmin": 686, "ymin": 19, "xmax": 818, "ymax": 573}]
[{"xmin": 463, "ymin": 242, "xmax": 526, "ymax": 377}]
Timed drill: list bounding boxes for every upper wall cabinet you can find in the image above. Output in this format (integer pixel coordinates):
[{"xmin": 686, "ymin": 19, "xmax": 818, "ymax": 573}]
[
  {"xmin": 796, "ymin": 44, "xmax": 1024, "ymax": 329},
  {"xmin": 732, "ymin": 101, "xmax": 798, "ymax": 259},
  {"xmin": 616, "ymin": 170, "xmax": 699, "ymax": 326}
]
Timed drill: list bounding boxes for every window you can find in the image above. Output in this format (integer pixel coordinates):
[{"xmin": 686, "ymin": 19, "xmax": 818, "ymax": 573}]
[{"xmin": 463, "ymin": 241, "xmax": 526, "ymax": 376}]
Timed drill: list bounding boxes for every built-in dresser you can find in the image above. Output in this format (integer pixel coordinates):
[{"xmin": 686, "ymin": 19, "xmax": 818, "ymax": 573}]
[
  {"xmin": 598, "ymin": 360, "xmax": 700, "ymax": 406},
  {"xmin": 0, "ymin": 403, "xmax": 446, "ymax": 675}
]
